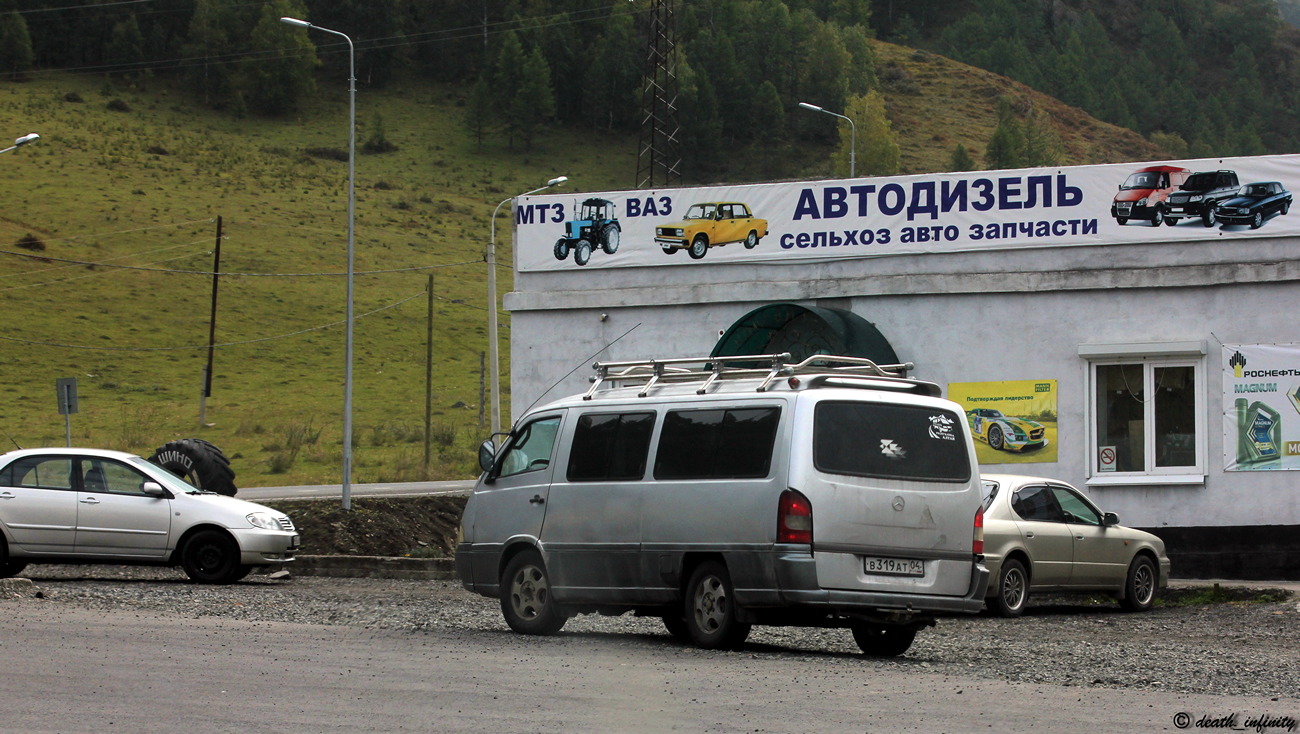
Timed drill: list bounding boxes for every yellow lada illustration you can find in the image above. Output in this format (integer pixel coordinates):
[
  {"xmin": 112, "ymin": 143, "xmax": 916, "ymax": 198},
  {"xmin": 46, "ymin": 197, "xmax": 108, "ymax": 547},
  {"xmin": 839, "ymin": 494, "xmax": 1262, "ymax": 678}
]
[{"xmin": 655, "ymin": 201, "xmax": 769, "ymax": 259}]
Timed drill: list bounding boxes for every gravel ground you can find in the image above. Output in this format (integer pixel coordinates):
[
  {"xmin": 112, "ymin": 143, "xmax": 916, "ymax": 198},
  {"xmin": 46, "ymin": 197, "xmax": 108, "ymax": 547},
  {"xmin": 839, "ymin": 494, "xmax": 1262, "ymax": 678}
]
[{"xmin": 6, "ymin": 564, "xmax": 1299, "ymax": 701}]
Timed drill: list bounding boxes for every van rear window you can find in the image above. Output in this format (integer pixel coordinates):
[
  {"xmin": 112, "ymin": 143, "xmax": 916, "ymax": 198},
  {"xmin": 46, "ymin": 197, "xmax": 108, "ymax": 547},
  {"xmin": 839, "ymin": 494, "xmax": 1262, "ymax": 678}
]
[
  {"xmin": 566, "ymin": 412, "xmax": 655, "ymax": 481},
  {"xmin": 813, "ymin": 402, "xmax": 970, "ymax": 482},
  {"xmin": 654, "ymin": 407, "xmax": 780, "ymax": 480}
]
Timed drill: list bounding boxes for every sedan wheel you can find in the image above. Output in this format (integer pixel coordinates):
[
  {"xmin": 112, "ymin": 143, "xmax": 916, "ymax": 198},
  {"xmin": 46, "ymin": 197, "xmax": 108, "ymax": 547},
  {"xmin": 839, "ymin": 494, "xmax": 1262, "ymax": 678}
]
[
  {"xmin": 1120, "ymin": 556, "xmax": 1157, "ymax": 612},
  {"xmin": 181, "ymin": 529, "xmax": 247, "ymax": 584},
  {"xmin": 688, "ymin": 235, "xmax": 709, "ymax": 259},
  {"xmin": 1202, "ymin": 208, "xmax": 1217, "ymax": 227},
  {"xmin": 993, "ymin": 559, "xmax": 1029, "ymax": 617},
  {"xmin": 1250, "ymin": 212, "xmax": 1263, "ymax": 229}
]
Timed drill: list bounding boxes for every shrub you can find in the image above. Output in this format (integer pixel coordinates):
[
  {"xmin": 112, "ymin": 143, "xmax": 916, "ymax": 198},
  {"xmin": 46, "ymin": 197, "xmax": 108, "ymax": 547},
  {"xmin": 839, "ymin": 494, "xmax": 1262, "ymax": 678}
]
[{"xmin": 15, "ymin": 233, "xmax": 45, "ymax": 251}]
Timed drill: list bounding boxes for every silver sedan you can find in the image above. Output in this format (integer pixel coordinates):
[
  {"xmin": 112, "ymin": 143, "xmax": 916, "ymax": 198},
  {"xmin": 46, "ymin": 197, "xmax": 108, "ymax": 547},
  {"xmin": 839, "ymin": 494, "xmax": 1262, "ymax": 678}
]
[
  {"xmin": 1, "ymin": 447, "xmax": 298, "ymax": 583},
  {"xmin": 980, "ymin": 473, "xmax": 1170, "ymax": 617}
]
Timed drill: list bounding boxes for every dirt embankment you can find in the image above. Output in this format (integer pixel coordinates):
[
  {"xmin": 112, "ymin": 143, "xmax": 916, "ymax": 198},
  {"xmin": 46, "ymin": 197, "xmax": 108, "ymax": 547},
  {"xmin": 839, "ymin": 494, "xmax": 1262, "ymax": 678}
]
[{"xmin": 261, "ymin": 495, "xmax": 466, "ymax": 557}]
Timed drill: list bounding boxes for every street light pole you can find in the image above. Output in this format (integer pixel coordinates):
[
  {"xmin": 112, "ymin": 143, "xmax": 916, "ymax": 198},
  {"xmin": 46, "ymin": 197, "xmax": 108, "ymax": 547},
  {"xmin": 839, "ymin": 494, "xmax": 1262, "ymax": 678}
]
[
  {"xmin": 798, "ymin": 102, "xmax": 855, "ymax": 178},
  {"xmin": 487, "ymin": 175, "xmax": 568, "ymax": 436},
  {"xmin": 0, "ymin": 133, "xmax": 40, "ymax": 155},
  {"xmin": 281, "ymin": 17, "xmax": 356, "ymax": 511}
]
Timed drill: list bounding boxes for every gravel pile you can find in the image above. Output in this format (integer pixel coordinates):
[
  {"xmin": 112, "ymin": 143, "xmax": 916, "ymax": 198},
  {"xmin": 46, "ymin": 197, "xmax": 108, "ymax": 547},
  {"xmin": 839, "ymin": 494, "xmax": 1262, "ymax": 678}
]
[{"xmin": 8, "ymin": 565, "xmax": 1299, "ymax": 699}]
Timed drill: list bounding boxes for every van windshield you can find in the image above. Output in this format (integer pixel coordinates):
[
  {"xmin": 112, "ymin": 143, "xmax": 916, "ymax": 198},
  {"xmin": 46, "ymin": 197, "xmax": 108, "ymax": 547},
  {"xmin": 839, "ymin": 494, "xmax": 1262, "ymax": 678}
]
[
  {"xmin": 1120, "ymin": 172, "xmax": 1160, "ymax": 189},
  {"xmin": 813, "ymin": 402, "xmax": 971, "ymax": 482}
]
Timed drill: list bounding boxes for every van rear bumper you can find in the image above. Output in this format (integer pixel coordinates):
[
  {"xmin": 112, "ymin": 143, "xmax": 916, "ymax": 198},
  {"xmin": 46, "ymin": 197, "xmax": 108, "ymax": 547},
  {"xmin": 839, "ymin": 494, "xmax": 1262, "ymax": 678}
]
[{"xmin": 743, "ymin": 551, "xmax": 989, "ymax": 616}]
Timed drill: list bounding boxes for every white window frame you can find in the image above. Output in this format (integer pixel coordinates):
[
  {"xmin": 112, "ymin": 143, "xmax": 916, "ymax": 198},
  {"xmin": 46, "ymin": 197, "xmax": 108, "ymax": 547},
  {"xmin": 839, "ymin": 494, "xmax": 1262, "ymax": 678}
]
[{"xmin": 1079, "ymin": 341, "xmax": 1207, "ymax": 486}]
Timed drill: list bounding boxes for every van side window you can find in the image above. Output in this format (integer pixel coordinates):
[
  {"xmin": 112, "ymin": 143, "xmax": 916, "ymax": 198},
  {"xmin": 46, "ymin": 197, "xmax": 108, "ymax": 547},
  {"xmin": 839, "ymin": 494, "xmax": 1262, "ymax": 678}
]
[
  {"xmin": 497, "ymin": 416, "xmax": 562, "ymax": 478},
  {"xmin": 654, "ymin": 407, "xmax": 780, "ymax": 480},
  {"xmin": 566, "ymin": 412, "xmax": 655, "ymax": 481},
  {"xmin": 813, "ymin": 402, "xmax": 970, "ymax": 482}
]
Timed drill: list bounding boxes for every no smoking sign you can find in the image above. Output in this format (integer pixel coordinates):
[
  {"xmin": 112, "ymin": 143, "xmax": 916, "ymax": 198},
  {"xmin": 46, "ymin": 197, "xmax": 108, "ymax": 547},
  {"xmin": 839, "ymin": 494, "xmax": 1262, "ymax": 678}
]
[{"xmin": 1099, "ymin": 445, "xmax": 1117, "ymax": 472}]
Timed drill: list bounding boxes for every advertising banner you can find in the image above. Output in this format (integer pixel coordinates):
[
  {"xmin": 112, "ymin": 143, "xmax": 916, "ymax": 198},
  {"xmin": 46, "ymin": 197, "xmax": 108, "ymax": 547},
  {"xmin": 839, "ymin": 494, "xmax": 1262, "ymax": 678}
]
[
  {"xmin": 948, "ymin": 380, "xmax": 1058, "ymax": 465},
  {"xmin": 1223, "ymin": 344, "xmax": 1300, "ymax": 471},
  {"xmin": 515, "ymin": 154, "xmax": 1299, "ymax": 272}
]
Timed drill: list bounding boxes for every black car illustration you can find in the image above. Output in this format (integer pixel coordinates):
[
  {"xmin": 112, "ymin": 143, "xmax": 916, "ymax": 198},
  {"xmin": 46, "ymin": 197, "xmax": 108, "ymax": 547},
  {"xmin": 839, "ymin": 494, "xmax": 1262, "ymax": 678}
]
[
  {"xmin": 1213, "ymin": 182, "xmax": 1292, "ymax": 229},
  {"xmin": 1164, "ymin": 169, "xmax": 1240, "ymax": 227}
]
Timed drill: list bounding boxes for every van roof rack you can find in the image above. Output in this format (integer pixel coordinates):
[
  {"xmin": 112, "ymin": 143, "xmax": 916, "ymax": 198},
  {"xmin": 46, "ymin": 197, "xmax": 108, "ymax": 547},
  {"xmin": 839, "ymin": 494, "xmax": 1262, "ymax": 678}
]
[{"xmin": 584, "ymin": 352, "xmax": 919, "ymax": 399}]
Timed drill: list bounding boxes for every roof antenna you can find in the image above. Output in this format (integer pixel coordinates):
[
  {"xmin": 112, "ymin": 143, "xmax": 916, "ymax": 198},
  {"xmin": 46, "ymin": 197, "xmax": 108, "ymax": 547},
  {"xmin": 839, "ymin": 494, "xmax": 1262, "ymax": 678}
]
[
  {"xmin": 0, "ymin": 425, "xmax": 23, "ymax": 450},
  {"xmin": 513, "ymin": 322, "xmax": 642, "ymax": 429}
]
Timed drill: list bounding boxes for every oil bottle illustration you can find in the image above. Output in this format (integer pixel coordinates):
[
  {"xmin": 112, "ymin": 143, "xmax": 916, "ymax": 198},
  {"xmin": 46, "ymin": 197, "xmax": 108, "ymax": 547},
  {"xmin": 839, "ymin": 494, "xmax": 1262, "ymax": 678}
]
[{"xmin": 1235, "ymin": 397, "xmax": 1281, "ymax": 466}]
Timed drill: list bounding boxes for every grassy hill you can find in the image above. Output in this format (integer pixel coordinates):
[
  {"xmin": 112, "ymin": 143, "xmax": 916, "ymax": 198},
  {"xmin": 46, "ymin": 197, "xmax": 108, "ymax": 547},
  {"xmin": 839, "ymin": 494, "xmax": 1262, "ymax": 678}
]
[{"xmin": 0, "ymin": 42, "xmax": 1165, "ymax": 488}]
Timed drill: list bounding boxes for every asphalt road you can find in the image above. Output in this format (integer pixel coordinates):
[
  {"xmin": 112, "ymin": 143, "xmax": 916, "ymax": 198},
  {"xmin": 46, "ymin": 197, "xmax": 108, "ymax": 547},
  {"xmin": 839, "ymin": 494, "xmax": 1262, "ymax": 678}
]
[{"xmin": 1, "ymin": 600, "xmax": 1295, "ymax": 734}]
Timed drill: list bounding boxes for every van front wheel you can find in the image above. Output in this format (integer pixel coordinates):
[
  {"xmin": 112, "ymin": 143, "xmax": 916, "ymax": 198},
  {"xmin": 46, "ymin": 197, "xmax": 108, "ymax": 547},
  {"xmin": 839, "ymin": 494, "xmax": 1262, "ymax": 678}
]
[
  {"xmin": 684, "ymin": 561, "xmax": 751, "ymax": 650},
  {"xmin": 501, "ymin": 550, "xmax": 567, "ymax": 635}
]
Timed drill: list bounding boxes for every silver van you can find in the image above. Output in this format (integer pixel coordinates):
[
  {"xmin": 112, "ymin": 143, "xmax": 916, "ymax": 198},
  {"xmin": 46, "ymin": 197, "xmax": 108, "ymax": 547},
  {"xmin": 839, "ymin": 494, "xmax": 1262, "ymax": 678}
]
[{"xmin": 456, "ymin": 353, "xmax": 990, "ymax": 656}]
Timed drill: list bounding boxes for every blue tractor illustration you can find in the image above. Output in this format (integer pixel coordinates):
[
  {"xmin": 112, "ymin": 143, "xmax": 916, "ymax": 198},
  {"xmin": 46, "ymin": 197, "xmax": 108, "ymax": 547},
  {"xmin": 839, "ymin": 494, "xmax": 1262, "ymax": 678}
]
[{"xmin": 554, "ymin": 198, "xmax": 620, "ymax": 266}]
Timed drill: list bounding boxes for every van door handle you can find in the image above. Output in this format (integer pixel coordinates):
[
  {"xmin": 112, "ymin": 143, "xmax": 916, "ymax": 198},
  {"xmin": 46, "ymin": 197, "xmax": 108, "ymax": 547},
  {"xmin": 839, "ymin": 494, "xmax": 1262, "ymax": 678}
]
[{"xmin": 529, "ymin": 494, "xmax": 545, "ymax": 505}]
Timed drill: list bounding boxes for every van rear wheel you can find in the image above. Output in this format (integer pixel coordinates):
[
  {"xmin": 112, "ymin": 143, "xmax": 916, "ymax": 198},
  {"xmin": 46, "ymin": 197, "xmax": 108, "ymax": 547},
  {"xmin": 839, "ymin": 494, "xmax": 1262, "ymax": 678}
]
[
  {"xmin": 684, "ymin": 561, "xmax": 750, "ymax": 650},
  {"xmin": 501, "ymin": 550, "xmax": 567, "ymax": 635},
  {"xmin": 850, "ymin": 623, "xmax": 917, "ymax": 657}
]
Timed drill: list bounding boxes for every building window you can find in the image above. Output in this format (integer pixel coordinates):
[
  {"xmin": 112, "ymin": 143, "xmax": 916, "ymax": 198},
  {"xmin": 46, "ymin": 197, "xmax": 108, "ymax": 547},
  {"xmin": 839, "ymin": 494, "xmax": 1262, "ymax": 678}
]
[{"xmin": 1087, "ymin": 358, "xmax": 1204, "ymax": 481}]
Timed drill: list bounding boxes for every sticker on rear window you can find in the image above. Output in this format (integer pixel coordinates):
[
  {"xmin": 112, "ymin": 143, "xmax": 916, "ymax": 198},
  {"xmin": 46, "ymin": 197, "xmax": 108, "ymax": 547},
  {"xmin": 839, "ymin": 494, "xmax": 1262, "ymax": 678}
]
[
  {"xmin": 879, "ymin": 439, "xmax": 907, "ymax": 460},
  {"xmin": 928, "ymin": 414, "xmax": 957, "ymax": 441}
]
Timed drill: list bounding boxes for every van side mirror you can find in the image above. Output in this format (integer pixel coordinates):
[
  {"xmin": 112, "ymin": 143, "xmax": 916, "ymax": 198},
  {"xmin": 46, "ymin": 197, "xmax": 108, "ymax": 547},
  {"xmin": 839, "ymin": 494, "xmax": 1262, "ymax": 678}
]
[
  {"xmin": 1103, "ymin": 511, "xmax": 1120, "ymax": 527},
  {"xmin": 477, "ymin": 439, "xmax": 497, "ymax": 474}
]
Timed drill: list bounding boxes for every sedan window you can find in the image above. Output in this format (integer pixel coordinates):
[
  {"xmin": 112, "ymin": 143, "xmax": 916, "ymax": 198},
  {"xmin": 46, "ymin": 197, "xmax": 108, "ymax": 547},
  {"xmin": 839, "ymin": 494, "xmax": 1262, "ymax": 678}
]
[
  {"xmin": 1010, "ymin": 485, "xmax": 1065, "ymax": 522},
  {"xmin": 79, "ymin": 459, "xmax": 156, "ymax": 496},
  {"xmin": 1051, "ymin": 486, "xmax": 1101, "ymax": 525},
  {"xmin": 3, "ymin": 456, "xmax": 74, "ymax": 490}
]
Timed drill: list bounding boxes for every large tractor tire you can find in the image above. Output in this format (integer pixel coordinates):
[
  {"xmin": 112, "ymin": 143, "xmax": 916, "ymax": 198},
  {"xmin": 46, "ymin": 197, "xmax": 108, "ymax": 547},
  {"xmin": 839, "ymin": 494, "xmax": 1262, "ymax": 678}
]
[{"xmin": 148, "ymin": 438, "xmax": 238, "ymax": 496}]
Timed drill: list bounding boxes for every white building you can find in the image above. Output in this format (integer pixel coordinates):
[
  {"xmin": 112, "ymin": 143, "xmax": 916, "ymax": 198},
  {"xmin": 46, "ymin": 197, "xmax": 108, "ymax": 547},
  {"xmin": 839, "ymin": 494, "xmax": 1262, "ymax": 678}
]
[{"xmin": 505, "ymin": 155, "xmax": 1300, "ymax": 579}]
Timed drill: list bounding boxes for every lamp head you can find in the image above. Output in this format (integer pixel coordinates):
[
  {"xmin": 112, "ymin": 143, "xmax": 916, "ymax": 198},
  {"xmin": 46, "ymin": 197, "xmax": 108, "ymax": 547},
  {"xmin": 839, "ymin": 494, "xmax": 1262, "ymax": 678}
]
[
  {"xmin": 547, "ymin": 176, "xmax": 568, "ymax": 187},
  {"xmin": 280, "ymin": 17, "xmax": 311, "ymax": 28},
  {"xmin": 14, "ymin": 133, "xmax": 39, "ymax": 147},
  {"xmin": 798, "ymin": 102, "xmax": 823, "ymax": 112}
]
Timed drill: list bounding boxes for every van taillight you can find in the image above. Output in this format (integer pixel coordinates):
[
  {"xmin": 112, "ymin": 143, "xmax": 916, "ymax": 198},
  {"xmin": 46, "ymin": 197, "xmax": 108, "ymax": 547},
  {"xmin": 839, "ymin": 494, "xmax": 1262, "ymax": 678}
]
[
  {"xmin": 778, "ymin": 489, "xmax": 813, "ymax": 545},
  {"xmin": 973, "ymin": 506, "xmax": 985, "ymax": 555}
]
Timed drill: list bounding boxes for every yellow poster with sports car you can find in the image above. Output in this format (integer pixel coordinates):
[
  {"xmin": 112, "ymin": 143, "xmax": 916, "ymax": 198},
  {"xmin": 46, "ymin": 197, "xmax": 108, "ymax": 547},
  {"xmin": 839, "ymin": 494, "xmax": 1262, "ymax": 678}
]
[{"xmin": 949, "ymin": 380, "xmax": 1058, "ymax": 464}]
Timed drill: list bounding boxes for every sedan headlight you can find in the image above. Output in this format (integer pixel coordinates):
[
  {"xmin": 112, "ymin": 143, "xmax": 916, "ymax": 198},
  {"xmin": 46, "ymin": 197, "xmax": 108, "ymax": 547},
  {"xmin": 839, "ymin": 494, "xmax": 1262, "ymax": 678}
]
[{"xmin": 247, "ymin": 512, "xmax": 285, "ymax": 530}]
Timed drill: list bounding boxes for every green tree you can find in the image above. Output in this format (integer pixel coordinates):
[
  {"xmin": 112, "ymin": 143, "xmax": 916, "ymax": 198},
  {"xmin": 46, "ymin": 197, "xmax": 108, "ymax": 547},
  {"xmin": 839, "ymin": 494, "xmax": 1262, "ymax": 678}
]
[
  {"xmin": 183, "ymin": 0, "xmax": 240, "ymax": 108},
  {"xmin": 0, "ymin": 11, "xmax": 33, "ymax": 77},
  {"xmin": 751, "ymin": 80, "xmax": 786, "ymax": 145},
  {"xmin": 492, "ymin": 31, "xmax": 528, "ymax": 147},
  {"xmin": 511, "ymin": 46, "xmax": 556, "ymax": 148},
  {"xmin": 984, "ymin": 103, "xmax": 1023, "ymax": 170},
  {"xmin": 106, "ymin": 14, "xmax": 145, "ymax": 78},
  {"xmin": 840, "ymin": 90, "xmax": 898, "ymax": 177},
  {"xmin": 677, "ymin": 57, "xmax": 723, "ymax": 176},
  {"xmin": 463, "ymin": 72, "xmax": 494, "ymax": 149},
  {"xmin": 949, "ymin": 143, "xmax": 976, "ymax": 172},
  {"xmin": 582, "ymin": 13, "xmax": 641, "ymax": 131},
  {"xmin": 236, "ymin": 1, "xmax": 317, "ymax": 115}
]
